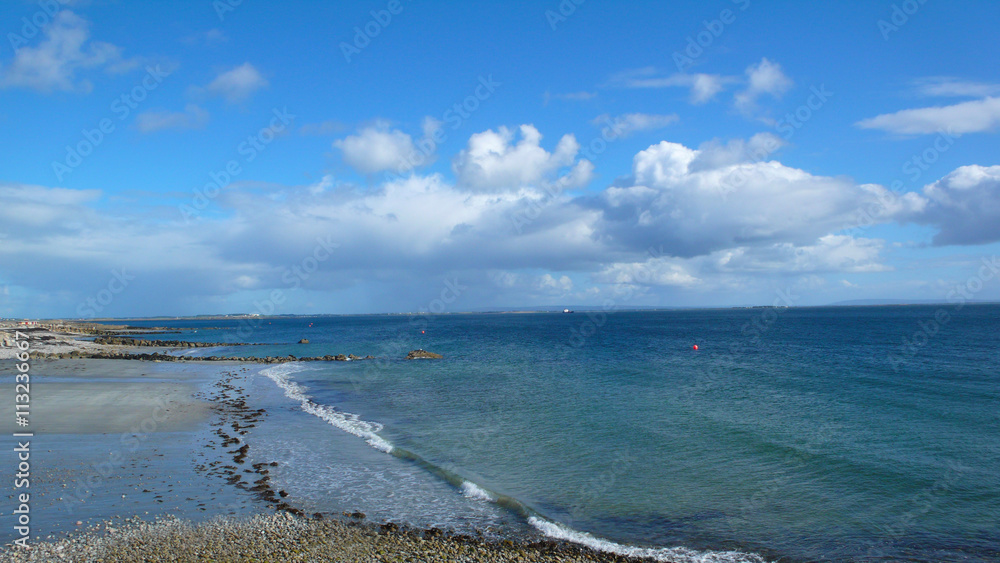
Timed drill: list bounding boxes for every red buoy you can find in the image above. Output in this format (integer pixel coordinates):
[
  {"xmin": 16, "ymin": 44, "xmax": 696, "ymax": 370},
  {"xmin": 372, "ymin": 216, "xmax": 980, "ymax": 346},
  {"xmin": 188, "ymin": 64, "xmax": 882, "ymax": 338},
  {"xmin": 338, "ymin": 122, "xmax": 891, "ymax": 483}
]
[
  {"xmin": 421, "ymin": 330, "xmax": 425, "ymax": 334},
  {"xmin": 693, "ymin": 345, "xmax": 699, "ymax": 351}
]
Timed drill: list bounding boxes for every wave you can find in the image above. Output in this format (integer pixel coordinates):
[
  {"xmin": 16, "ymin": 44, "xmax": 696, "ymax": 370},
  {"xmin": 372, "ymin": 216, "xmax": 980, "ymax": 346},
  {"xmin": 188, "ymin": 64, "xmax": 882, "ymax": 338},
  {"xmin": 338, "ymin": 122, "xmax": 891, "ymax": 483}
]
[
  {"xmin": 528, "ymin": 517, "xmax": 767, "ymax": 563},
  {"xmin": 259, "ymin": 363, "xmax": 393, "ymax": 453},
  {"xmin": 258, "ymin": 364, "xmax": 767, "ymax": 563},
  {"xmin": 461, "ymin": 480, "xmax": 494, "ymax": 502}
]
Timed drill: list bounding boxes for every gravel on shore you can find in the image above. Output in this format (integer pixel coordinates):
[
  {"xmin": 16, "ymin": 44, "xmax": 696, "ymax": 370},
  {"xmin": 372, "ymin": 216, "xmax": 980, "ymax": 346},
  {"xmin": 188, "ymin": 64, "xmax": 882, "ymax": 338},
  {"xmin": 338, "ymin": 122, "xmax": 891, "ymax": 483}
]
[{"xmin": 2, "ymin": 512, "xmax": 645, "ymax": 563}]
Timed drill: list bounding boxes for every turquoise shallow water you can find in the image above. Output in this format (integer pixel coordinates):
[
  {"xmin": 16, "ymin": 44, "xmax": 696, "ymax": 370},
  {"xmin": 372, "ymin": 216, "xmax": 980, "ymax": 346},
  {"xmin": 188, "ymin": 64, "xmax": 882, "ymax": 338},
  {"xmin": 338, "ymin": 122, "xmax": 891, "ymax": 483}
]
[{"xmin": 120, "ymin": 305, "xmax": 1000, "ymax": 562}]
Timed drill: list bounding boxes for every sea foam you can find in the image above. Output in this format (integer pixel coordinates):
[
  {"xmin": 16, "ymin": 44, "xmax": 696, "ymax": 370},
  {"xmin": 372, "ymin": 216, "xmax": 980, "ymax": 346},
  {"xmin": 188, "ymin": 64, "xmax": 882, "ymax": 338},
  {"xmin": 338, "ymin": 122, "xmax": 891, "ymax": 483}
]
[
  {"xmin": 460, "ymin": 480, "xmax": 494, "ymax": 502},
  {"xmin": 259, "ymin": 363, "xmax": 393, "ymax": 453},
  {"xmin": 528, "ymin": 517, "xmax": 767, "ymax": 563}
]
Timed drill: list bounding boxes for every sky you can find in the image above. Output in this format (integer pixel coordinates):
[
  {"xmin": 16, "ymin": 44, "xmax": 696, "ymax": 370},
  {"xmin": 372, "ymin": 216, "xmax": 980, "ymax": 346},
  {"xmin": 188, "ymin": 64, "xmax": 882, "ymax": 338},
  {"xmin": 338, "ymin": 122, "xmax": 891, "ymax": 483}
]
[{"xmin": 1, "ymin": 0, "xmax": 1000, "ymax": 318}]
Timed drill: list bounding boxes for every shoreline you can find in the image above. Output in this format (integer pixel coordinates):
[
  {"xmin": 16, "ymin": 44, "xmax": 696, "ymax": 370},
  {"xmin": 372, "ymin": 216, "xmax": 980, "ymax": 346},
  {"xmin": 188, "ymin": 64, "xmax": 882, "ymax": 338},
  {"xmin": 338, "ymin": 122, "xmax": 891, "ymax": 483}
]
[
  {"xmin": 0, "ymin": 327, "xmax": 765, "ymax": 562},
  {"xmin": 0, "ymin": 358, "xmax": 674, "ymax": 563}
]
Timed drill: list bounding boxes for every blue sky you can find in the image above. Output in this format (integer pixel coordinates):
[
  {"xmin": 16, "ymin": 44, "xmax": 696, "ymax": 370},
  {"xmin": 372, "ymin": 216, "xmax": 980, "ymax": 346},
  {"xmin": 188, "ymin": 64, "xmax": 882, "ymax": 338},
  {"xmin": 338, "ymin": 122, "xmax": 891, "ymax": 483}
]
[{"xmin": 2, "ymin": 0, "xmax": 1000, "ymax": 318}]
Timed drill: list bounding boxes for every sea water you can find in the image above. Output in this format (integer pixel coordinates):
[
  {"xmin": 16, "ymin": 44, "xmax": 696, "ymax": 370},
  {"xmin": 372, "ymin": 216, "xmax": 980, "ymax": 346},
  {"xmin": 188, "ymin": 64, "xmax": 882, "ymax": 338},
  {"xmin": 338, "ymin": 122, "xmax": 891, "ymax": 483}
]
[{"xmin": 121, "ymin": 306, "xmax": 1000, "ymax": 562}]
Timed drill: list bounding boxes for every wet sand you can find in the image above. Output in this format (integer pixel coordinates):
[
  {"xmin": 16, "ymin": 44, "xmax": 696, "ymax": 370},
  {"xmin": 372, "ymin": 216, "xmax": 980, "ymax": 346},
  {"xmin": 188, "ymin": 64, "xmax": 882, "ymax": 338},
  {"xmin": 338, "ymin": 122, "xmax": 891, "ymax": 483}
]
[{"xmin": 0, "ymin": 360, "xmax": 262, "ymax": 548}]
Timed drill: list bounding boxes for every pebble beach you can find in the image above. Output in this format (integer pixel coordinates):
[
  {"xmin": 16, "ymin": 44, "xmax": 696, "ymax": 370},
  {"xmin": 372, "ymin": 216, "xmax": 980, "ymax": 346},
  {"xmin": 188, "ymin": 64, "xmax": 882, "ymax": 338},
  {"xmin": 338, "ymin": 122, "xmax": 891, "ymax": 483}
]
[{"xmin": 6, "ymin": 512, "xmax": 644, "ymax": 563}]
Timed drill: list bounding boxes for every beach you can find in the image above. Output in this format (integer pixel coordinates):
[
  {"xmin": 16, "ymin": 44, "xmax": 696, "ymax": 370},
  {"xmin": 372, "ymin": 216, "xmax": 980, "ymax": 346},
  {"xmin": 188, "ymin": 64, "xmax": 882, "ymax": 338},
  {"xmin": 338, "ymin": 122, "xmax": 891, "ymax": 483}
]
[
  {"xmin": 0, "ymin": 328, "xmax": 648, "ymax": 562},
  {"xmin": 5, "ymin": 512, "xmax": 640, "ymax": 563}
]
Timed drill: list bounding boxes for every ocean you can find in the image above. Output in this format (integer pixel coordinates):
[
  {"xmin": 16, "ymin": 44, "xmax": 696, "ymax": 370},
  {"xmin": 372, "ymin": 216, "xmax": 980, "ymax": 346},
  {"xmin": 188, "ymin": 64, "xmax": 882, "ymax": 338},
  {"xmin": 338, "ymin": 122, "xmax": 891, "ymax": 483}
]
[{"xmin": 115, "ymin": 305, "xmax": 1000, "ymax": 562}]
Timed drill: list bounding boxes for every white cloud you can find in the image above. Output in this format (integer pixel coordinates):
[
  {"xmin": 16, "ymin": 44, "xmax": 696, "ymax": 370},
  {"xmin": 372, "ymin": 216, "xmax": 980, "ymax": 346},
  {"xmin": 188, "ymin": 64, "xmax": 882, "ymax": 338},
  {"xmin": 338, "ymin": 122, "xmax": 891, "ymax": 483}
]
[
  {"xmin": 609, "ymin": 67, "xmax": 733, "ymax": 104},
  {"xmin": 488, "ymin": 270, "xmax": 520, "ymax": 288},
  {"xmin": 307, "ymin": 174, "xmax": 335, "ymax": 195},
  {"xmin": 688, "ymin": 133, "xmax": 787, "ymax": 171},
  {"xmin": 689, "ymin": 74, "xmax": 728, "ymax": 104},
  {"xmin": 537, "ymin": 274, "xmax": 574, "ymax": 293},
  {"xmin": 334, "ymin": 121, "xmax": 422, "ymax": 175},
  {"xmin": 7, "ymin": 124, "xmax": 1000, "ymax": 316},
  {"xmin": 593, "ymin": 113, "xmax": 678, "ymax": 138},
  {"xmin": 595, "ymin": 258, "xmax": 700, "ymax": 287},
  {"xmin": 855, "ymin": 97, "xmax": 1000, "ymax": 136},
  {"xmin": 203, "ymin": 62, "xmax": 268, "ymax": 103},
  {"xmin": 734, "ymin": 58, "xmax": 793, "ymax": 117},
  {"xmin": 0, "ymin": 11, "xmax": 137, "ymax": 92},
  {"xmin": 593, "ymin": 138, "xmax": 922, "ymax": 258},
  {"xmin": 0, "ymin": 183, "xmax": 100, "ymax": 229},
  {"xmin": 135, "ymin": 104, "xmax": 209, "ymax": 133},
  {"xmin": 713, "ymin": 235, "xmax": 890, "ymax": 273},
  {"xmin": 913, "ymin": 77, "xmax": 1000, "ymax": 98},
  {"xmin": 453, "ymin": 124, "xmax": 592, "ymax": 192},
  {"xmin": 912, "ymin": 165, "xmax": 1000, "ymax": 245}
]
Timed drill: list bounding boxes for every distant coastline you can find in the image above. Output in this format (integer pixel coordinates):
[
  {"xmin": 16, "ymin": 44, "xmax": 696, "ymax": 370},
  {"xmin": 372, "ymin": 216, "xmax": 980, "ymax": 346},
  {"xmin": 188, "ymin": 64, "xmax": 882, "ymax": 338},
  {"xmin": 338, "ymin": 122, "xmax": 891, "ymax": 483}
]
[{"xmin": 4, "ymin": 300, "xmax": 999, "ymax": 324}]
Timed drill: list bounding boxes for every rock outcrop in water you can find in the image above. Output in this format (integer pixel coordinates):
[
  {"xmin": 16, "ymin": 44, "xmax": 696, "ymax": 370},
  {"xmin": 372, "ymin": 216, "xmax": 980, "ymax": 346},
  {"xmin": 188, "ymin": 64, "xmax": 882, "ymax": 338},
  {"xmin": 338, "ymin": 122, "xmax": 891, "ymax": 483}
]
[
  {"xmin": 298, "ymin": 339, "xmax": 309, "ymax": 344},
  {"xmin": 406, "ymin": 349, "xmax": 443, "ymax": 359}
]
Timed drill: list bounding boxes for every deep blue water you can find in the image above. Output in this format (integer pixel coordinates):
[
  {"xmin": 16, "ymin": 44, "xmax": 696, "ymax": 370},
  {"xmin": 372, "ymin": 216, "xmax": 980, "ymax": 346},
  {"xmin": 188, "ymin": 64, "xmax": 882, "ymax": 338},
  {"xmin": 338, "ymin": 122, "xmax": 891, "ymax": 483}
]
[{"xmin": 110, "ymin": 306, "xmax": 1000, "ymax": 562}]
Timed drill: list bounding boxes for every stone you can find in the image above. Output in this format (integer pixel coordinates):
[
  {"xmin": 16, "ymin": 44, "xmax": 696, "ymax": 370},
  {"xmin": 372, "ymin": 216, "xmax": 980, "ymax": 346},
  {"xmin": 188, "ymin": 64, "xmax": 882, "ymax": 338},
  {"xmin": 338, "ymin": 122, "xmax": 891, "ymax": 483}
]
[{"xmin": 406, "ymin": 349, "xmax": 443, "ymax": 360}]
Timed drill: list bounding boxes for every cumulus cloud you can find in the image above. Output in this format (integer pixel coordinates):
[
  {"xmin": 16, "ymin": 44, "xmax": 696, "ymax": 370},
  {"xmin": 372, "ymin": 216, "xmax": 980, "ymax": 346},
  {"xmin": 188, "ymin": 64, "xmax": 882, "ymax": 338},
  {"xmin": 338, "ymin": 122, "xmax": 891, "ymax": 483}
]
[
  {"xmin": 453, "ymin": 124, "xmax": 592, "ymax": 192},
  {"xmin": 0, "ymin": 11, "xmax": 137, "ymax": 92},
  {"xmin": 201, "ymin": 62, "xmax": 268, "ymax": 103},
  {"xmin": 734, "ymin": 58, "xmax": 793, "ymax": 118},
  {"xmin": 688, "ymin": 132, "xmax": 786, "ymax": 171},
  {"xmin": 592, "ymin": 113, "xmax": 678, "ymax": 138},
  {"xmin": 911, "ymin": 165, "xmax": 1000, "ymax": 245},
  {"xmin": 589, "ymin": 138, "xmax": 921, "ymax": 258},
  {"xmin": 135, "ymin": 104, "xmax": 209, "ymax": 133},
  {"xmin": 855, "ymin": 97, "xmax": 1000, "ymax": 136},
  {"xmin": 334, "ymin": 121, "xmax": 427, "ymax": 175}
]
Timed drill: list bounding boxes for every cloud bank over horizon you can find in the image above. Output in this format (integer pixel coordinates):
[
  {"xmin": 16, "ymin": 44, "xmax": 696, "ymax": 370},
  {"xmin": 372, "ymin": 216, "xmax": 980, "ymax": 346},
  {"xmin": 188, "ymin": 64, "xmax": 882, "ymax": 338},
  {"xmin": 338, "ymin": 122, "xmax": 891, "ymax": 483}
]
[{"xmin": 1, "ymin": 123, "xmax": 996, "ymax": 318}]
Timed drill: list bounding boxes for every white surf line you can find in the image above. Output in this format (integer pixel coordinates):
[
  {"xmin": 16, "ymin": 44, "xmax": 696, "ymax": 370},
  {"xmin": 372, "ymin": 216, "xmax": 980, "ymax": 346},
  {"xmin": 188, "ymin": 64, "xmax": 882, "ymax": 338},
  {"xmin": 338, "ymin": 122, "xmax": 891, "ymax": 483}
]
[
  {"xmin": 529, "ymin": 517, "xmax": 769, "ymax": 563},
  {"xmin": 259, "ymin": 363, "xmax": 393, "ymax": 453}
]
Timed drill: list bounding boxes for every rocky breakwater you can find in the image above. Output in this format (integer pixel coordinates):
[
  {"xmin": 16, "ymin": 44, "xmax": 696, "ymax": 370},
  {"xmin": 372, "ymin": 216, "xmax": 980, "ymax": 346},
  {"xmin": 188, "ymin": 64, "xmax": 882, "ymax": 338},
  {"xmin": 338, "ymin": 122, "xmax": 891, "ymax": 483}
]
[
  {"xmin": 94, "ymin": 336, "xmax": 256, "ymax": 348},
  {"xmin": 57, "ymin": 323, "xmax": 190, "ymax": 336},
  {"xmin": 31, "ymin": 350, "xmax": 378, "ymax": 363}
]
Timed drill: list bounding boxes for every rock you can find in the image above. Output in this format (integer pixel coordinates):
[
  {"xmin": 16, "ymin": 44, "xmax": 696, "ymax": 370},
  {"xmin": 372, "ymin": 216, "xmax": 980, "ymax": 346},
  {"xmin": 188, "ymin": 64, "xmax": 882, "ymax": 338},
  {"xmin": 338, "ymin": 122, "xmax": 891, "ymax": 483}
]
[
  {"xmin": 406, "ymin": 349, "xmax": 443, "ymax": 360},
  {"xmin": 298, "ymin": 339, "xmax": 309, "ymax": 344}
]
